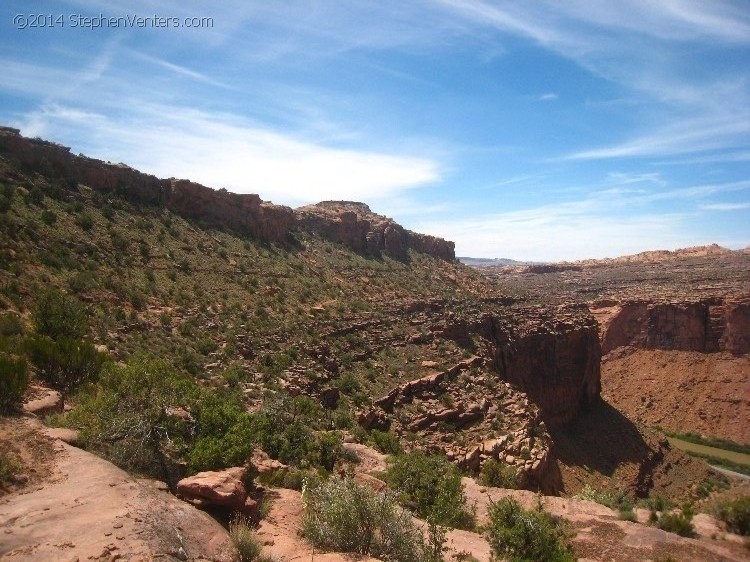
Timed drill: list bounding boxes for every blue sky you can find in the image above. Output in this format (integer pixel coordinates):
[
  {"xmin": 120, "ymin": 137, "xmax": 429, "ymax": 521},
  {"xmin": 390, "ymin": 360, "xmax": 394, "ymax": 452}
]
[{"xmin": 1, "ymin": 1, "xmax": 749, "ymax": 260}]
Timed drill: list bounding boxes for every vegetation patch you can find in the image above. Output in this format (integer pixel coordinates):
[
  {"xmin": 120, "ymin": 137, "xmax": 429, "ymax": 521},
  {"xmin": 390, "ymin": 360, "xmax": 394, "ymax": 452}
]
[
  {"xmin": 714, "ymin": 496, "xmax": 750, "ymax": 536},
  {"xmin": 485, "ymin": 497, "xmax": 576, "ymax": 562},
  {"xmin": 479, "ymin": 459, "xmax": 518, "ymax": 489},
  {"xmin": 302, "ymin": 476, "xmax": 428, "ymax": 562},
  {"xmin": 0, "ymin": 354, "xmax": 28, "ymax": 412},
  {"xmin": 384, "ymin": 450, "xmax": 475, "ymax": 530}
]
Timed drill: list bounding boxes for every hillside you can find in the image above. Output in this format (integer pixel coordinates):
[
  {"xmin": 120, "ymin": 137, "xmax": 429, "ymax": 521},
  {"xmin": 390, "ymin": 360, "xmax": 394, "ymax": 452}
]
[{"xmin": 1, "ymin": 128, "xmax": 746, "ymax": 562}]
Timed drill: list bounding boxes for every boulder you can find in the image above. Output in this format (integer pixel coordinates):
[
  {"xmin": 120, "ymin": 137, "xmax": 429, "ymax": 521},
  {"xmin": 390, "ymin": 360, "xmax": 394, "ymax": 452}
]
[
  {"xmin": 177, "ymin": 468, "xmax": 247, "ymax": 510},
  {"xmin": 22, "ymin": 388, "xmax": 63, "ymax": 416}
]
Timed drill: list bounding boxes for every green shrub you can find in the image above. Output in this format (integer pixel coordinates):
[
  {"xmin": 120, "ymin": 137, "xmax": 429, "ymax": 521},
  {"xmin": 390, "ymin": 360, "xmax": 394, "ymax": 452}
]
[
  {"xmin": 368, "ymin": 429, "xmax": 403, "ymax": 455},
  {"xmin": 257, "ymin": 467, "xmax": 316, "ymax": 490},
  {"xmin": 24, "ymin": 335, "xmax": 106, "ymax": 392},
  {"xmin": 384, "ymin": 451, "xmax": 474, "ymax": 529},
  {"xmin": 302, "ymin": 476, "xmax": 426, "ymax": 561},
  {"xmin": 32, "ymin": 289, "xmax": 88, "ymax": 340},
  {"xmin": 480, "ymin": 459, "xmax": 518, "ymax": 489},
  {"xmin": 41, "ymin": 209, "xmax": 57, "ymax": 225},
  {"xmin": 715, "ymin": 496, "xmax": 750, "ymax": 536},
  {"xmin": 0, "ymin": 354, "xmax": 29, "ymax": 411},
  {"xmin": 75, "ymin": 213, "xmax": 94, "ymax": 231},
  {"xmin": 574, "ymin": 485, "xmax": 633, "ymax": 512},
  {"xmin": 640, "ymin": 494, "xmax": 672, "ymax": 513},
  {"xmin": 485, "ymin": 497, "xmax": 576, "ymax": 562},
  {"xmin": 654, "ymin": 506, "xmax": 695, "ymax": 537},
  {"xmin": 0, "ymin": 312, "xmax": 24, "ymax": 336},
  {"xmin": 68, "ymin": 357, "xmax": 199, "ymax": 480},
  {"xmin": 187, "ymin": 390, "xmax": 254, "ymax": 472},
  {"xmin": 0, "ymin": 453, "xmax": 22, "ymax": 486}
]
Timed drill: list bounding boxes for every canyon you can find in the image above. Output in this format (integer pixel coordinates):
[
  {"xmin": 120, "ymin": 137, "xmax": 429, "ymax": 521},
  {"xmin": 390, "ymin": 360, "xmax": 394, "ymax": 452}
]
[{"xmin": 0, "ymin": 128, "xmax": 747, "ymax": 561}]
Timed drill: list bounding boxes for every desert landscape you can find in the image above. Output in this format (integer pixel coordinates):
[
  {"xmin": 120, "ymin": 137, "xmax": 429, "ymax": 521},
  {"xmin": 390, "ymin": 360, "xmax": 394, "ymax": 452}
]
[{"xmin": 0, "ymin": 127, "xmax": 748, "ymax": 561}]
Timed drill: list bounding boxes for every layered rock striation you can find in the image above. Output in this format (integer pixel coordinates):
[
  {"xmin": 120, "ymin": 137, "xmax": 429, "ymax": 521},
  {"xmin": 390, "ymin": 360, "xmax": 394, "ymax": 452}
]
[
  {"xmin": 0, "ymin": 127, "xmax": 455, "ymax": 259},
  {"xmin": 295, "ymin": 201, "xmax": 455, "ymax": 261},
  {"xmin": 593, "ymin": 297, "xmax": 750, "ymax": 355}
]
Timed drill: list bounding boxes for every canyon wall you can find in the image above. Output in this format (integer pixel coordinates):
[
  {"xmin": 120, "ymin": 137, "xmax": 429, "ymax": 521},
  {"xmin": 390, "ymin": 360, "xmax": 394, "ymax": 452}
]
[
  {"xmin": 479, "ymin": 306, "xmax": 602, "ymax": 427},
  {"xmin": 0, "ymin": 127, "xmax": 455, "ymax": 259},
  {"xmin": 0, "ymin": 126, "xmax": 294, "ymax": 242},
  {"xmin": 595, "ymin": 297, "xmax": 750, "ymax": 355}
]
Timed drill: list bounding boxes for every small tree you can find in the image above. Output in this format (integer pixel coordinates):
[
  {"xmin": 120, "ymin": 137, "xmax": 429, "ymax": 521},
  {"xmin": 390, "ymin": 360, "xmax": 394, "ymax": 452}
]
[
  {"xmin": 32, "ymin": 289, "xmax": 87, "ymax": 340},
  {"xmin": 69, "ymin": 357, "xmax": 199, "ymax": 484}
]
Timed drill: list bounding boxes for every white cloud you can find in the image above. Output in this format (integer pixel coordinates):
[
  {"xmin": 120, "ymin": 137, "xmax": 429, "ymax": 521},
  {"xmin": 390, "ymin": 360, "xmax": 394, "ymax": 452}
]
[
  {"xmin": 566, "ymin": 115, "xmax": 750, "ymax": 159},
  {"xmin": 16, "ymin": 104, "xmax": 440, "ymax": 206},
  {"xmin": 410, "ymin": 178, "xmax": 750, "ymax": 260},
  {"xmin": 538, "ymin": 93, "xmax": 558, "ymax": 101},
  {"xmin": 416, "ymin": 210, "xmax": 691, "ymax": 261}
]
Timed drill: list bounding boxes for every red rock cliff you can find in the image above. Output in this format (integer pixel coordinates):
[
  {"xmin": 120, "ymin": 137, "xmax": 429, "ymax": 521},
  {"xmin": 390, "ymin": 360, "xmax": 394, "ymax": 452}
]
[
  {"xmin": 0, "ymin": 126, "xmax": 293, "ymax": 242},
  {"xmin": 595, "ymin": 297, "xmax": 750, "ymax": 355},
  {"xmin": 481, "ymin": 305, "xmax": 602, "ymax": 427},
  {"xmin": 426, "ymin": 303, "xmax": 602, "ymax": 428},
  {"xmin": 295, "ymin": 201, "xmax": 455, "ymax": 261}
]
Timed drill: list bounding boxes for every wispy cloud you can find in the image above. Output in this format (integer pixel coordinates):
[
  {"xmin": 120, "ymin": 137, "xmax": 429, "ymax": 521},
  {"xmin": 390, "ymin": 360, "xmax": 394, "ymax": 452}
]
[
  {"xmin": 701, "ymin": 201, "xmax": 750, "ymax": 211},
  {"xmin": 16, "ymin": 103, "xmax": 440, "ymax": 206},
  {"xmin": 411, "ymin": 177, "xmax": 750, "ymax": 260},
  {"xmin": 126, "ymin": 50, "xmax": 231, "ymax": 89},
  {"xmin": 537, "ymin": 93, "xmax": 558, "ymax": 101},
  {"xmin": 566, "ymin": 115, "xmax": 750, "ymax": 159}
]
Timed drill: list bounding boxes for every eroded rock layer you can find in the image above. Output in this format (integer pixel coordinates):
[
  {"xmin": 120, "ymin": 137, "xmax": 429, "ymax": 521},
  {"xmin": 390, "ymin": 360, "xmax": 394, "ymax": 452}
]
[
  {"xmin": 593, "ymin": 297, "xmax": 750, "ymax": 355},
  {"xmin": 295, "ymin": 201, "xmax": 455, "ymax": 261}
]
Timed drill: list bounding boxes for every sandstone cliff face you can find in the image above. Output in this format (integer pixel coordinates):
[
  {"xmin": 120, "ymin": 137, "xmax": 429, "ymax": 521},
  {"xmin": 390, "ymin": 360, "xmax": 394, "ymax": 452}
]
[
  {"xmin": 0, "ymin": 126, "xmax": 295, "ymax": 242},
  {"xmin": 0, "ymin": 128, "xmax": 457, "ymax": 258},
  {"xmin": 595, "ymin": 297, "xmax": 750, "ymax": 355},
  {"xmin": 480, "ymin": 306, "xmax": 602, "ymax": 428},
  {"xmin": 295, "ymin": 201, "xmax": 455, "ymax": 261}
]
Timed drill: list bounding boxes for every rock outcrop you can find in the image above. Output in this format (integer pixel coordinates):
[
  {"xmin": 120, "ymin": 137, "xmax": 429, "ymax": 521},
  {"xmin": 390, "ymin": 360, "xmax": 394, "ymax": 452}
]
[
  {"xmin": 0, "ymin": 417, "xmax": 236, "ymax": 561},
  {"xmin": 0, "ymin": 127, "xmax": 457, "ymax": 259},
  {"xmin": 0, "ymin": 126, "xmax": 294, "ymax": 243},
  {"xmin": 481, "ymin": 305, "xmax": 602, "ymax": 427},
  {"xmin": 593, "ymin": 297, "xmax": 750, "ymax": 355},
  {"xmin": 295, "ymin": 201, "xmax": 455, "ymax": 261}
]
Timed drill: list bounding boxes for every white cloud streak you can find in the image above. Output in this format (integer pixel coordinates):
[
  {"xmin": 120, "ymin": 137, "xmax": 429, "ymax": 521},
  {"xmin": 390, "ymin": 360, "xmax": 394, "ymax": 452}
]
[{"xmin": 16, "ymin": 103, "xmax": 440, "ymax": 206}]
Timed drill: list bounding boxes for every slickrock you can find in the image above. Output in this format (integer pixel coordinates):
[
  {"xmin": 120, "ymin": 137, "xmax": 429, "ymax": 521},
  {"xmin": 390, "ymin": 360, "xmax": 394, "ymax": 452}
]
[
  {"xmin": 0, "ymin": 417, "xmax": 236, "ymax": 561},
  {"xmin": 21, "ymin": 387, "xmax": 63, "ymax": 417}
]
